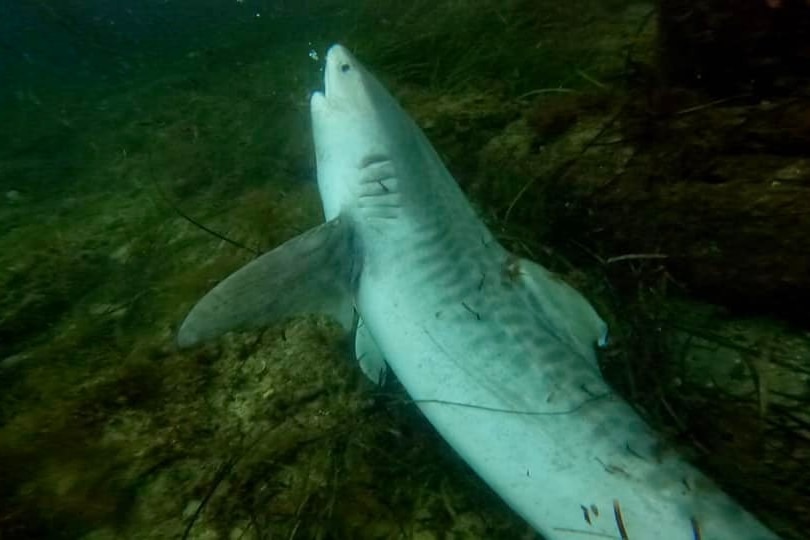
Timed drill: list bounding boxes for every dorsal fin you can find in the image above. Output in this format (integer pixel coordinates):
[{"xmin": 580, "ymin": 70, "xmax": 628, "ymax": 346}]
[{"xmin": 515, "ymin": 256, "xmax": 608, "ymax": 365}]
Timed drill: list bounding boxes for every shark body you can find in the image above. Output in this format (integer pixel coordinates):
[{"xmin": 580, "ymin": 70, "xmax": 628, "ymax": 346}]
[{"xmin": 178, "ymin": 45, "xmax": 780, "ymax": 540}]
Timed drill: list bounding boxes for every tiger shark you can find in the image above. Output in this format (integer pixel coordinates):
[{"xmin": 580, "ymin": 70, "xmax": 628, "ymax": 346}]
[{"xmin": 177, "ymin": 44, "xmax": 781, "ymax": 539}]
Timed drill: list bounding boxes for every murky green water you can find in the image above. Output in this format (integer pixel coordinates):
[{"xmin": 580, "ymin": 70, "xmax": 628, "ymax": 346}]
[{"xmin": 1, "ymin": 1, "xmax": 808, "ymax": 539}]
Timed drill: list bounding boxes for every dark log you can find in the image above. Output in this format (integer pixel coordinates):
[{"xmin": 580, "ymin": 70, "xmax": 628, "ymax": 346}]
[{"xmin": 658, "ymin": 0, "xmax": 810, "ymax": 95}]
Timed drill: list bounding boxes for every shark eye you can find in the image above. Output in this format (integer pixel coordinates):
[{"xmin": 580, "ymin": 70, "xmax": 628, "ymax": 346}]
[{"xmin": 340, "ymin": 63, "xmax": 351, "ymax": 73}]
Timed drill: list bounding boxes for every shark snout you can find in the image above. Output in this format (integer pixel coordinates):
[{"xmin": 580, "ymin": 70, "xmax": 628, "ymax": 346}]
[
  {"xmin": 326, "ymin": 44, "xmax": 356, "ymax": 75},
  {"xmin": 322, "ymin": 44, "xmax": 368, "ymax": 103}
]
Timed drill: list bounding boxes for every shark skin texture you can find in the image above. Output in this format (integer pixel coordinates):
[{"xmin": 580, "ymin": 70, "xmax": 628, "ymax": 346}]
[{"xmin": 178, "ymin": 44, "xmax": 782, "ymax": 540}]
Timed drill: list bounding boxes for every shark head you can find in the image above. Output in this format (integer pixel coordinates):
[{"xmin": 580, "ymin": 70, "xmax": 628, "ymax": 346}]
[{"xmin": 310, "ymin": 44, "xmax": 421, "ymax": 222}]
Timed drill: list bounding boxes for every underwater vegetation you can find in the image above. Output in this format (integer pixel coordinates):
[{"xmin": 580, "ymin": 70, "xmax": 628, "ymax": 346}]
[{"xmin": 0, "ymin": 0, "xmax": 808, "ymax": 538}]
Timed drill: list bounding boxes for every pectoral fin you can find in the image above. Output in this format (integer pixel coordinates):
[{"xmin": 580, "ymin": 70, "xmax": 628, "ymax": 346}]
[
  {"xmin": 177, "ymin": 217, "xmax": 356, "ymax": 348},
  {"xmin": 354, "ymin": 317, "xmax": 387, "ymax": 385}
]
